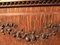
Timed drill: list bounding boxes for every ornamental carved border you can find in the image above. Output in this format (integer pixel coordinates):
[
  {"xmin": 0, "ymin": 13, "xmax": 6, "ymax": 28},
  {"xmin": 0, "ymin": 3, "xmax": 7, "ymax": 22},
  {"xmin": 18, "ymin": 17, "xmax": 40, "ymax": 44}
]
[
  {"xmin": 0, "ymin": 0, "xmax": 60, "ymax": 7},
  {"xmin": 0, "ymin": 22, "xmax": 59, "ymax": 42}
]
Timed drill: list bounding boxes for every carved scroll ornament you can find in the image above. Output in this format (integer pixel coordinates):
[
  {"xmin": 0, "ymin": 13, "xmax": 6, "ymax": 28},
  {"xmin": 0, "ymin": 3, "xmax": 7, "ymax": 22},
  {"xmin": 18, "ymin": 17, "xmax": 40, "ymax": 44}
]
[{"xmin": 0, "ymin": 22, "xmax": 59, "ymax": 42}]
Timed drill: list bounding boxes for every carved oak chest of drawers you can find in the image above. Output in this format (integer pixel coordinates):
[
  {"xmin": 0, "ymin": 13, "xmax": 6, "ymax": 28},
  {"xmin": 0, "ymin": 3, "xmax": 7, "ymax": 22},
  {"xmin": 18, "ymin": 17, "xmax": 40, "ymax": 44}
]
[{"xmin": 0, "ymin": 0, "xmax": 60, "ymax": 45}]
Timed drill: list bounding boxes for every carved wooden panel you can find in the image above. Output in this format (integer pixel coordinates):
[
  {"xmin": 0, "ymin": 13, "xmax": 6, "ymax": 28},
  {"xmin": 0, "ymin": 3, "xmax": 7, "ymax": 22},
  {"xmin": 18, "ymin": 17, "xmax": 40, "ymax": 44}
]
[
  {"xmin": 0, "ymin": 7, "xmax": 60, "ymax": 45},
  {"xmin": 0, "ymin": 3, "xmax": 60, "ymax": 45}
]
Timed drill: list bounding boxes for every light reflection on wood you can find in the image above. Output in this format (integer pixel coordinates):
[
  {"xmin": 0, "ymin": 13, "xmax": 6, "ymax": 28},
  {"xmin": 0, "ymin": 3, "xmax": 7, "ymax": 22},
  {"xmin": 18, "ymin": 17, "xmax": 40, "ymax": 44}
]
[{"xmin": 0, "ymin": 0, "xmax": 38, "ymax": 2}]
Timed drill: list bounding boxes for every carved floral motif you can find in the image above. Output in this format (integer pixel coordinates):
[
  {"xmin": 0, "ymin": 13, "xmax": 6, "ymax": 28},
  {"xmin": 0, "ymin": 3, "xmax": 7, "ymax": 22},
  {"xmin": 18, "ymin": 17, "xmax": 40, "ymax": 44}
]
[{"xmin": 0, "ymin": 22, "xmax": 59, "ymax": 42}]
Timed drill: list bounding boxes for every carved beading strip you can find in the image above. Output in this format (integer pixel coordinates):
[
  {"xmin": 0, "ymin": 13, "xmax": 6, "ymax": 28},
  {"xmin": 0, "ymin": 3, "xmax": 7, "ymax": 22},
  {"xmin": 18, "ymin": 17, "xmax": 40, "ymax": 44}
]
[
  {"xmin": 0, "ymin": 22, "xmax": 59, "ymax": 42},
  {"xmin": 0, "ymin": 0, "xmax": 60, "ymax": 7}
]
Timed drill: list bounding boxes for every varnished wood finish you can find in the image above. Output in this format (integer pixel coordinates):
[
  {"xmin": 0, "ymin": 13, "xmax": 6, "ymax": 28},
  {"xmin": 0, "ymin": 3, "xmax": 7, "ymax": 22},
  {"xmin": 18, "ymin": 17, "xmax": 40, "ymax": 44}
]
[{"xmin": 0, "ymin": 6, "xmax": 60, "ymax": 45}]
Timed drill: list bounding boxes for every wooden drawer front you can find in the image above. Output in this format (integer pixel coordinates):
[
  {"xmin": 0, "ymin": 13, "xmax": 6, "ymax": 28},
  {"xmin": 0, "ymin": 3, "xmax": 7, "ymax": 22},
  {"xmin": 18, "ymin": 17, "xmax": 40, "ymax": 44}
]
[
  {"xmin": 0, "ymin": 6, "xmax": 60, "ymax": 45},
  {"xmin": 0, "ymin": 13, "xmax": 60, "ymax": 45}
]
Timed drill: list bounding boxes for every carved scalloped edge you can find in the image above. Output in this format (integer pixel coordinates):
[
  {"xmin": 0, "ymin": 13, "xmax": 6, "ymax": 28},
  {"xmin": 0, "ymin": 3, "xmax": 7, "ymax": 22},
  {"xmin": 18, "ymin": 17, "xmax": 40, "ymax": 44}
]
[{"xmin": 0, "ymin": 0, "xmax": 60, "ymax": 7}]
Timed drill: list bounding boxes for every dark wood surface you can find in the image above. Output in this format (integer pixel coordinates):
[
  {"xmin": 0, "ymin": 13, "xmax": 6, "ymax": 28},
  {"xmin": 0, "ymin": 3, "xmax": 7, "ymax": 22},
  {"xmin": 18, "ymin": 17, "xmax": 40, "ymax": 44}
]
[{"xmin": 0, "ymin": 6, "xmax": 60, "ymax": 45}]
